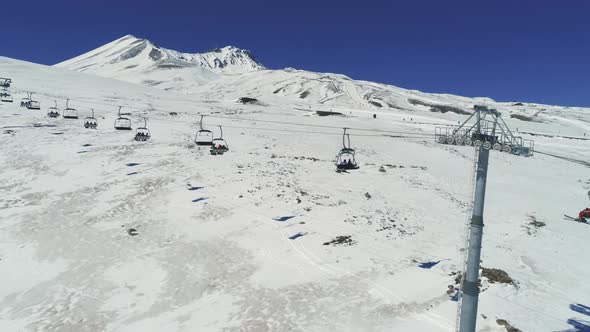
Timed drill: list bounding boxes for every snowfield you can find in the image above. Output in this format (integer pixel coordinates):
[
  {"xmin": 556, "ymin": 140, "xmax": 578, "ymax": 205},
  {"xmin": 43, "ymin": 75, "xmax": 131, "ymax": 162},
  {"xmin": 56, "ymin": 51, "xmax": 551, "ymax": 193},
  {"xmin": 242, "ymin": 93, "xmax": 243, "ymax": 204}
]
[{"xmin": 0, "ymin": 47, "xmax": 589, "ymax": 332}]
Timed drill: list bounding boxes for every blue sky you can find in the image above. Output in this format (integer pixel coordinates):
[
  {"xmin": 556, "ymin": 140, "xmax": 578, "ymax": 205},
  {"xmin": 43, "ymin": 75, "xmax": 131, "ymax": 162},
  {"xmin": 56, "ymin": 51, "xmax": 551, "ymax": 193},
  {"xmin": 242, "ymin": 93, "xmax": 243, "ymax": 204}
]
[{"xmin": 3, "ymin": 0, "xmax": 590, "ymax": 106}]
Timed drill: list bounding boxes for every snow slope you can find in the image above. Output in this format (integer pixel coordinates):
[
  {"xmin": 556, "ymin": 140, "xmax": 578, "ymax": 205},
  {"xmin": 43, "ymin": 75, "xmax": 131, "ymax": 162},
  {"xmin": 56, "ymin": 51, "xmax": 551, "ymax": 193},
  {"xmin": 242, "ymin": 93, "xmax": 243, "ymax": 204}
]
[
  {"xmin": 56, "ymin": 36, "xmax": 590, "ymax": 142},
  {"xmin": 1, "ymin": 56, "xmax": 590, "ymax": 332}
]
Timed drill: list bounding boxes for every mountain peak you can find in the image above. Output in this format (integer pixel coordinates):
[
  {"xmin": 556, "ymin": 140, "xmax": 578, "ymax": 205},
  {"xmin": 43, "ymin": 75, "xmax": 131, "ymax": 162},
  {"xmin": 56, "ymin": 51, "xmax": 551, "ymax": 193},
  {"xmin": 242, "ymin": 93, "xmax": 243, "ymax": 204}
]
[{"xmin": 55, "ymin": 35, "xmax": 265, "ymax": 75}]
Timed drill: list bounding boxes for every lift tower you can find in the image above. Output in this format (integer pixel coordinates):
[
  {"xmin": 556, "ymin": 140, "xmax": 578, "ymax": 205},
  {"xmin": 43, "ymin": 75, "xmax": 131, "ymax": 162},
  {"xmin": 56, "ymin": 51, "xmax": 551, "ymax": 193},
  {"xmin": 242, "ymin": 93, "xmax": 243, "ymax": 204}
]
[{"xmin": 436, "ymin": 105, "xmax": 533, "ymax": 332}]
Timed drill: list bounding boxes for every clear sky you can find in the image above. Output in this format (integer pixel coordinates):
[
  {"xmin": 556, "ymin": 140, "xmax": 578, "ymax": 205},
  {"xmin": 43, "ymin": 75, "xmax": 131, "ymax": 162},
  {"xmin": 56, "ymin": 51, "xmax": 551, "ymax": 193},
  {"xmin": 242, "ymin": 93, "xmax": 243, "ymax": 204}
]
[{"xmin": 3, "ymin": 0, "xmax": 590, "ymax": 106}]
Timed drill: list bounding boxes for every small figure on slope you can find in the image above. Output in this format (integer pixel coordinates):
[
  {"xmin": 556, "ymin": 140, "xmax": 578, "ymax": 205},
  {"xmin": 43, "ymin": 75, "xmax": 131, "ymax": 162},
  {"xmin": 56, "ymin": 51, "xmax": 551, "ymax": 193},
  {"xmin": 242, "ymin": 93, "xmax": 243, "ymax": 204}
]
[{"xmin": 579, "ymin": 208, "xmax": 590, "ymax": 223}]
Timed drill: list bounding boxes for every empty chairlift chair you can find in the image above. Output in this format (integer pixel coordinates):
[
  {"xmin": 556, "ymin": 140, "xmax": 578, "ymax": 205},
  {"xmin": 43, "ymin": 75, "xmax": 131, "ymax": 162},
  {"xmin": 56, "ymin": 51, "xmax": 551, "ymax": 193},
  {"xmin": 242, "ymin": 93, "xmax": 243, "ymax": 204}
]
[
  {"xmin": 195, "ymin": 115, "xmax": 213, "ymax": 146},
  {"xmin": 84, "ymin": 109, "xmax": 98, "ymax": 129},
  {"xmin": 47, "ymin": 100, "xmax": 60, "ymax": 118},
  {"xmin": 63, "ymin": 98, "xmax": 78, "ymax": 119},
  {"xmin": 114, "ymin": 106, "xmax": 132, "ymax": 130},
  {"xmin": 0, "ymin": 89, "xmax": 12, "ymax": 103},
  {"xmin": 25, "ymin": 92, "xmax": 41, "ymax": 110},
  {"xmin": 335, "ymin": 128, "xmax": 359, "ymax": 171},
  {"xmin": 134, "ymin": 118, "xmax": 151, "ymax": 141},
  {"xmin": 210, "ymin": 125, "xmax": 229, "ymax": 155}
]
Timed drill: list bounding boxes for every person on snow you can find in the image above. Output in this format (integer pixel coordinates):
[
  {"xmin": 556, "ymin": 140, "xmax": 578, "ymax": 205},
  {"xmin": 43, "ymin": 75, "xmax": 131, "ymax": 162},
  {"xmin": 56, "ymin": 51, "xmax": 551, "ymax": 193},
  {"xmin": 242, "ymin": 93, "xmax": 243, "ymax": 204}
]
[{"xmin": 579, "ymin": 208, "xmax": 590, "ymax": 222}]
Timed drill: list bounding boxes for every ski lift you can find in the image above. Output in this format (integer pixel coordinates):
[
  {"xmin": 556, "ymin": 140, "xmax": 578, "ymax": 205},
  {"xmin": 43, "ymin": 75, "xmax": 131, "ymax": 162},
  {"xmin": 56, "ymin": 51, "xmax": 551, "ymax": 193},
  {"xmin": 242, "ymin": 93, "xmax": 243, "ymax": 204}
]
[
  {"xmin": 84, "ymin": 109, "xmax": 98, "ymax": 129},
  {"xmin": 134, "ymin": 118, "xmax": 151, "ymax": 141},
  {"xmin": 0, "ymin": 77, "xmax": 11, "ymax": 88},
  {"xmin": 63, "ymin": 98, "xmax": 78, "ymax": 119},
  {"xmin": 24, "ymin": 92, "xmax": 40, "ymax": 110},
  {"xmin": 210, "ymin": 125, "xmax": 229, "ymax": 155},
  {"xmin": 47, "ymin": 100, "xmax": 60, "ymax": 118},
  {"xmin": 195, "ymin": 115, "xmax": 213, "ymax": 146},
  {"xmin": 114, "ymin": 106, "xmax": 132, "ymax": 130},
  {"xmin": 335, "ymin": 128, "xmax": 359, "ymax": 171},
  {"xmin": 20, "ymin": 97, "xmax": 30, "ymax": 108},
  {"xmin": 0, "ymin": 89, "xmax": 12, "ymax": 103}
]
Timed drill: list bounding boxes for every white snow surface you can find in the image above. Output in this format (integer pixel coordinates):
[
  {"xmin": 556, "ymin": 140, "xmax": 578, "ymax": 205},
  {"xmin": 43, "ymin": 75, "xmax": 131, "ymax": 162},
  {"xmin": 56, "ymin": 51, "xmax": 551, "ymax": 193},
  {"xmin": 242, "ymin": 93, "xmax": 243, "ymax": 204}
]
[{"xmin": 0, "ymin": 53, "xmax": 589, "ymax": 332}]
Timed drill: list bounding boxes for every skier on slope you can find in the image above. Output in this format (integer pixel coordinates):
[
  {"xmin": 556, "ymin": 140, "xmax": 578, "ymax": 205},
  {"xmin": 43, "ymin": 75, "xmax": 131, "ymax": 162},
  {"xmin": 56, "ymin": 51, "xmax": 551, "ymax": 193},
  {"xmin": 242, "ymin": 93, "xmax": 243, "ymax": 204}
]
[{"xmin": 579, "ymin": 208, "xmax": 590, "ymax": 222}]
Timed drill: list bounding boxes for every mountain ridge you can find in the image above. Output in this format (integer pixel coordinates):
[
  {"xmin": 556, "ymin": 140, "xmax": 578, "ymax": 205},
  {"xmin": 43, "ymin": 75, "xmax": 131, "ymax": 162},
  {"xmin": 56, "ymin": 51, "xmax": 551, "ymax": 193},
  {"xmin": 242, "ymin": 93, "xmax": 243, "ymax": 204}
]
[
  {"xmin": 55, "ymin": 34, "xmax": 264, "ymax": 74},
  {"xmin": 54, "ymin": 35, "xmax": 590, "ymax": 124}
]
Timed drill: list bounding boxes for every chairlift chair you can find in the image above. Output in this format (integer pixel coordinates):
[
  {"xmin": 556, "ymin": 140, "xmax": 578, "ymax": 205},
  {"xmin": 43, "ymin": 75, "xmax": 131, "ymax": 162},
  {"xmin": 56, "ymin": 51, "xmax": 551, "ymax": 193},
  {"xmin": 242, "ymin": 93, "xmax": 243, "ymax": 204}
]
[
  {"xmin": 84, "ymin": 109, "xmax": 98, "ymax": 129},
  {"xmin": 114, "ymin": 106, "xmax": 132, "ymax": 130},
  {"xmin": 26, "ymin": 93, "xmax": 40, "ymax": 110},
  {"xmin": 134, "ymin": 118, "xmax": 151, "ymax": 141},
  {"xmin": 0, "ymin": 78, "xmax": 11, "ymax": 88},
  {"xmin": 0, "ymin": 89, "xmax": 12, "ymax": 102},
  {"xmin": 210, "ymin": 125, "xmax": 229, "ymax": 155},
  {"xmin": 47, "ymin": 100, "xmax": 60, "ymax": 118},
  {"xmin": 335, "ymin": 128, "xmax": 359, "ymax": 171},
  {"xmin": 63, "ymin": 98, "xmax": 79, "ymax": 119},
  {"xmin": 195, "ymin": 115, "xmax": 213, "ymax": 146},
  {"xmin": 20, "ymin": 97, "xmax": 30, "ymax": 108}
]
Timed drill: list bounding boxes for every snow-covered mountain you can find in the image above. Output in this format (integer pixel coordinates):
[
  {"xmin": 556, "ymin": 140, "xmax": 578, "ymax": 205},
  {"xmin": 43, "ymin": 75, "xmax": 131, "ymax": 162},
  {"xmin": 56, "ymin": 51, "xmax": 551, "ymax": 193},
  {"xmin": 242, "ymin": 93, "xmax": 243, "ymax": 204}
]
[
  {"xmin": 55, "ymin": 35, "xmax": 590, "ymax": 133},
  {"xmin": 56, "ymin": 35, "xmax": 480, "ymax": 108},
  {"xmin": 1, "ymin": 39, "xmax": 590, "ymax": 332},
  {"xmin": 55, "ymin": 35, "xmax": 264, "ymax": 90}
]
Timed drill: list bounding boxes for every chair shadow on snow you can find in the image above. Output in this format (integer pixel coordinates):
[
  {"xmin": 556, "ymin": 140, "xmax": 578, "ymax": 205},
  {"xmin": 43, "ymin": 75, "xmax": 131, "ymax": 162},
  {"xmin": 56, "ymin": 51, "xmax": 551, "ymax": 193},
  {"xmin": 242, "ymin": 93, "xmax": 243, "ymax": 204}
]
[
  {"xmin": 417, "ymin": 260, "xmax": 441, "ymax": 269},
  {"xmin": 273, "ymin": 216, "xmax": 295, "ymax": 222},
  {"xmin": 562, "ymin": 304, "xmax": 590, "ymax": 332},
  {"xmin": 571, "ymin": 304, "xmax": 590, "ymax": 317},
  {"xmin": 562, "ymin": 318, "xmax": 590, "ymax": 332}
]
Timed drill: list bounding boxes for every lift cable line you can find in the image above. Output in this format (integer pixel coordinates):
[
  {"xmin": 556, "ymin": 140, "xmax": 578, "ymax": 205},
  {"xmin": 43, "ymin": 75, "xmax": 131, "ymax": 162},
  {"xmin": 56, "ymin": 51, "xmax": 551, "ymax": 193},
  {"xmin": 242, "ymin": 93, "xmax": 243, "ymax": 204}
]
[
  {"xmin": 47, "ymin": 97, "xmax": 434, "ymax": 139},
  {"xmin": 435, "ymin": 105, "xmax": 535, "ymax": 332},
  {"xmin": 533, "ymin": 150, "xmax": 590, "ymax": 167},
  {"xmin": 204, "ymin": 114, "xmax": 435, "ymax": 136},
  {"xmin": 208, "ymin": 124, "xmax": 430, "ymax": 139},
  {"xmin": 8, "ymin": 88, "xmax": 436, "ymax": 138}
]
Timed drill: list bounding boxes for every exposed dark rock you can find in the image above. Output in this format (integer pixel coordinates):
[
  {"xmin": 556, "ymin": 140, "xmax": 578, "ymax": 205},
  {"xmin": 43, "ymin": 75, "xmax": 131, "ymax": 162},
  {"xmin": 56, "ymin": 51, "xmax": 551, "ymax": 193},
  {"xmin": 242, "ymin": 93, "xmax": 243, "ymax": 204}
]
[
  {"xmin": 316, "ymin": 111, "xmax": 343, "ymax": 117},
  {"xmin": 237, "ymin": 97, "xmax": 259, "ymax": 104},
  {"xmin": 157, "ymin": 63, "xmax": 189, "ymax": 69},
  {"xmin": 496, "ymin": 319, "xmax": 522, "ymax": 332},
  {"xmin": 299, "ymin": 90, "xmax": 310, "ymax": 99},
  {"xmin": 407, "ymin": 98, "xmax": 470, "ymax": 115},
  {"xmin": 323, "ymin": 235, "xmax": 356, "ymax": 246},
  {"xmin": 510, "ymin": 113, "xmax": 541, "ymax": 122},
  {"xmin": 407, "ymin": 98, "xmax": 431, "ymax": 107},
  {"xmin": 482, "ymin": 268, "xmax": 517, "ymax": 287},
  {"xmin": 118, "ymin": 41, "xmax": 147, "ymax": 61},
  {"xmin": 148, "ymin": 48, "xmax": 165, "ymax": 61},
  {"xmin": 430, "ymin": 105, "xmax": 471, "ymax": 115}
]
